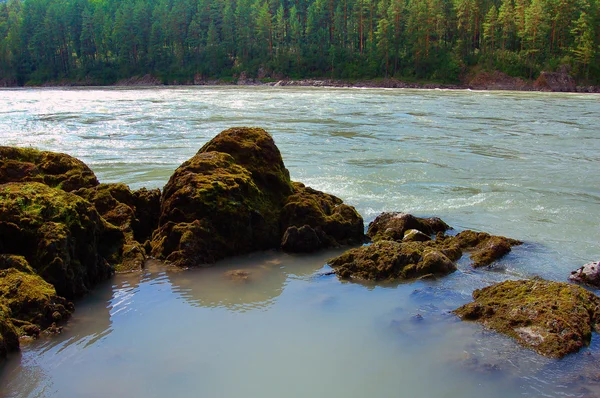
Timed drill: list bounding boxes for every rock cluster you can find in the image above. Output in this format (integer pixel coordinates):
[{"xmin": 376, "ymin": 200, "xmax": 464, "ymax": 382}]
[
  {"xmin": 328, "ymin": 212, "xmax": 522, "ymax": 282},
  {"xmin": 0, "ymin": 127, "xmax": 364, "ymax": 357}
]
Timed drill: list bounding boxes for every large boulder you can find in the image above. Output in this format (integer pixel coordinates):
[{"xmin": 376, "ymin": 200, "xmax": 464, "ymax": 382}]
[
  {"xmin": 0, "ymin": 147, "xmax": 98, "ymax": 192},
  {"xmin": 75, "ymin": 183, "xmax": 161, "ymax": 272},
  {"xmin": 0, "ymin": 182, "xmax": 118, "ymax": 298},
  {"xmin": 152, "ymin": 127, "xmax": 365, "ymax": 266},
  {"xmin": 454, "ymin": 279, "xmax": 600, "ymax": 358},
  {"xmin": 151, "ymin": 150, "xmax": 283, "ymax": 267},
  {"xmin": 280, "ymin": 182, "xmax": 365, "ymax": 252}
]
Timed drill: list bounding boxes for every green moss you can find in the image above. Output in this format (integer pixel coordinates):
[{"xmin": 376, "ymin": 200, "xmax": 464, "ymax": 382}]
[
  {"xmin": 197, "ymin": 127, "xmax": 293, "ymax": 198},
  {"xmin": 75, "ymin": 183, "xmax": 161, "ymax": 272},
  {"xmin": 453, "ymin": 279, "xmax": 600, "ymax": 358},
  {"xmin": 0, "ymin": 303, "xmax": 19, "ymax": 358},
  {"xmin": 0, "ymin": 182, "xmax": 115, "ymax": 298},
  {"xmin": 152, "ymin": 151, "xmax": 281, "ymax": 267},
  {"xmin": 0, "ymin": 146, "xmax": 98, "ymax": 192},
  {"xmin": 280, "ymin": 182, "xmax": 365, "ymax": 250},
  {"xmin": 0, "ymin": 255, "xmax": 35, "ymax": 274},
  {"xmin": 329, "ymin": 240, "xmax": 457, "ymax": 281},
  {"xmin": 0, "ymin": 267, "xmax": 72, "ymax": 331}
]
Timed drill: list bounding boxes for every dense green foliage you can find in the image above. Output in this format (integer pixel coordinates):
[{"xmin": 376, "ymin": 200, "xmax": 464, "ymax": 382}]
[{"xmin": 0, "ymin": 0, "xmax": 598, "ymax": 85}]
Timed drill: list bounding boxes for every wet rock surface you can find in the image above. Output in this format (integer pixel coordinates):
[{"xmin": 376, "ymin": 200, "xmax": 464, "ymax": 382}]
[
  {"xmin": 329, "ymin": 240, "xmax": 457, "ymax": 281},
  {"xmin": 330, "ymin": 213, "xmax": 521, "ymax": 281},
  {"xmin": 453, "ymin": 279, "xmax": 600, "ymax": 358},
  {"xmin": 570, "ymin": 261, "xmax": 600, "ymax": 288}
]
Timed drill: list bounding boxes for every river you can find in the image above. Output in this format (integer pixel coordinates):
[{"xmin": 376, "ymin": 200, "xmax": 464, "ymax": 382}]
[{"xmin": 0, "ymin": 86, "xmax": 599, "ymax": 397}]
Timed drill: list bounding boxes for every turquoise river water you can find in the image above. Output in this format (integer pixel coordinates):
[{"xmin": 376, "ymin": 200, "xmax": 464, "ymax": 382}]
[{"xmin": 0, "ymin": 86, "xmax": 599, "ymax": 397}]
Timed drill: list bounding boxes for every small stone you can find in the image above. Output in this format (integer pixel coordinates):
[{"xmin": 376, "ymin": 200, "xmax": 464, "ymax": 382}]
[{"xmin": 570, "ymin": 261, "xmax": 600, "ymax": 288}]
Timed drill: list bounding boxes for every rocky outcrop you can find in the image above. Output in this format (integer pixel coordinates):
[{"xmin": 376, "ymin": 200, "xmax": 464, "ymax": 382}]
[
  {"xmin": 151, "ymin": 127, "xmax": 364, "ymax": 266},
  {"xmin": 534, "ymin": 71, "xmax": 577, "ymax": 92},
  {"xmin": 0, "ymin": 182, "xmax": 117, "ymax": 298},
  {"xmin": 328, "ymin": 213, "xmax": 521, "ymax": 281},
  {"xmin": 0, "ymin": 146, "xmax": 98, "ymax": 192},
  {"xmin": 454, "ymin": 279, "xmax": 600, "ymax": 358},
  {"xmin": 570, "ymin": 261, "xmax": 600, "ymax": 288},
  {"xmin": 466, "ymin": 71, "xmax": 531, "ymax": 91}
]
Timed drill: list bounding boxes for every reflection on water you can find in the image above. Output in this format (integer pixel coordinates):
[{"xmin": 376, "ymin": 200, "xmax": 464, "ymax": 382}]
[
  {"xmin": 0, "ymin": 87, "xmax": 599, "ymax": 397},
  {"xmin": 1, "ymin": 249, "xmax": 600, "ymax": 397}
]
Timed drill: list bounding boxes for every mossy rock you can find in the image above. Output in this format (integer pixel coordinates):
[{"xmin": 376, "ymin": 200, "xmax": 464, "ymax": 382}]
[
  {"xmin": 329, "ymin": 240, "xmax": 458, "ymax": 281},
  {"xmin": 0, "ymin": 182, "xmax": 118, "ymax": 298},
  {"xmin": 367, "ymin": 212, "xmax": 451, "ymax": 242},
  {"xmin": 280, "ymin": 182, "xmax": 365, "ymax": 252},
  {"xmin": 0, "ymin": 267, "xmax": 72, "ymax": 329},
  {"xmin": 0, "ymin": 254, "xmax": 35, "ymax": 274},
  {"xmin": 151, "ymin": 151, "xmax": 282, "ymax": 267},
  {"xmin": 453, "ymin": 279, "xmax": 600, "ymax": 358},
  {"xmin": 455, "ymin": 230, "xmax": 522, "ymax": 268},
  {"xmin": 75, "ymin": 183, "xmax": 161, "ymax": 272},
  {"xmin": 0, "ymin": 146, "xmax": 98, "ymax": 192},
  {"xmin": 198, "ymin": 127, "xmax": 293, "ymax": 199},
  {"xmin": 329, "ymin": 213, "xmax": 522, "ymax": 282},
  {"xmin": 0, "ymin": 303, "xmax": 18, "ymax": 358}
]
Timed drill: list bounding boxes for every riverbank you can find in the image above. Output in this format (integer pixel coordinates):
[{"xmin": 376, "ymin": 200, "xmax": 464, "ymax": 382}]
[{"xmin": 3, "ymin": 70, "xmax": 599, "ymax": 93}]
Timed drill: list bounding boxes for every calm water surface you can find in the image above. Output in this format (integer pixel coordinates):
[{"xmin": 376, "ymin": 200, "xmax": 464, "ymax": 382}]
[{"xmin": 0, "ymin": 87, "xmax": 599, "ymax": 397}]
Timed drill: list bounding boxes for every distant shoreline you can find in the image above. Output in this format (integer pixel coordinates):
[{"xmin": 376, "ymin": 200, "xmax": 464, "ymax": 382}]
[{"xmin": 2, "ymin": 73, "xmax": 599, "ymax": 93}]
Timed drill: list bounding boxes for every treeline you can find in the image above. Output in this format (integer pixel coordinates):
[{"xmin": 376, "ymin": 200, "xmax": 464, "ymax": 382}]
[{"xmin": 0, "ymin": 0, "xmax": 598, "ymax": 85}]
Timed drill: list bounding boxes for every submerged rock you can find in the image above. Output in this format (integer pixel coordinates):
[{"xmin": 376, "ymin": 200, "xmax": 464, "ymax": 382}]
[
  {"xmin": 329, "ymin": 213, "xmax": 521, "ymax": 281},
  {"xmin": 280, "ymin": 182, "xmax": 364, "ymax": 252},
  {"xmin": 570, "ymin": 261, "xmax": 600, "ymax": 288},
  {"xmin": 0, "ymin": 146, "xmax": 98, "ymax": 192},
  {"xmin": 453, "ymin": 279, "xmax": 600, "ymax": 358},
  {"xmin": 329, "ymin": 240, "xmax": 458, "ymax": 281},
  {"xmin": 0, "ymin": 182, "xmax": 117, "ymax": 298},
  {"xmin": 455, "ymin": 230, "xmax": 522, "ymax": 268}
]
